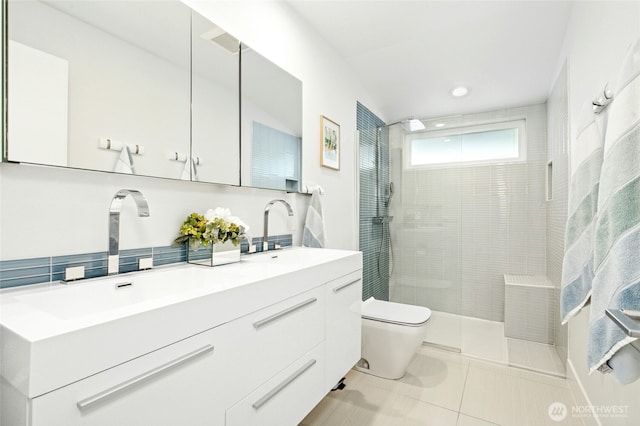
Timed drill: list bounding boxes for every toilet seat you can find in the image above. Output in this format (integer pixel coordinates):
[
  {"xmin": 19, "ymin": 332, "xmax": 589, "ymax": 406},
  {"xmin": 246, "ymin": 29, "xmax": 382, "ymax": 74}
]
[{"xmin": 361, "ymin": 297, "xmax": 431, "ymax": 327}]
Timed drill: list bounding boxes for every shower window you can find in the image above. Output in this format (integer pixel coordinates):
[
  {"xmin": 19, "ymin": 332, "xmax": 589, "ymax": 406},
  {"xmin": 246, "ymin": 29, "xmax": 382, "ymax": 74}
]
[{"xmin": 405, "ymin": 119, "xmax": 526, "ymax": 168}]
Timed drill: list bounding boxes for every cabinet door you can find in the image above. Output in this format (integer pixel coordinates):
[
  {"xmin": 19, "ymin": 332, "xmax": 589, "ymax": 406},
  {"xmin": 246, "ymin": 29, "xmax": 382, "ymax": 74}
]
[
  {"xmin": 226, "ymin": 343, "xmax": 325, "ymax": 426},
  {"xmin": 31, "ymin": 325, "xmax": 230, "ymax": 426},
  {"xmin": 325, "ymin": 271, "xmax": 362, "ymax": 389},
  {"xmin": 217, "ymin": 285, "xmax": 325, "ymax": 407}
]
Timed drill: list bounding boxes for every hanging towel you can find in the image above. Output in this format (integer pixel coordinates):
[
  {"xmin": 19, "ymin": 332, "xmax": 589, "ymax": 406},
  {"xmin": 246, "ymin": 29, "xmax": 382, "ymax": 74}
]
[
  {"xmin": 191, "ymin": 157, "xmax": 199, "ymax": 182},
  {"xmin": 560, "ymin": 107, "xmax": 604, "ymax": 324},
  {"xmin": 302, "ymin": 190, "xmax": 326, "ymax": 248},
  {"xmin": 588, "ymin": 38, "xmax": 640, "ymax": 384},
  {"xmin": 114, "ymin": 145, "xmax": 135, "ymax": 174},
  {"xmin": 180, "ymin": 157, "xmax": 193, "ymax": 180}
]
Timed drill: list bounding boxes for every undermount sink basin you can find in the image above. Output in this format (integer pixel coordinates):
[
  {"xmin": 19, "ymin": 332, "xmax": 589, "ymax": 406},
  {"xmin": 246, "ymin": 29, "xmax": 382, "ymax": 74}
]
[
  {"xmin": 14, "ymin": 266, "xmax": 229, "ymax": 320},
  {"xmin": 9, "ymin": 248, "xmax": 347, "ymax": 321},
  {"xmin": 242, "ymin": 246, "xmax": 342, "ymax": 265}
]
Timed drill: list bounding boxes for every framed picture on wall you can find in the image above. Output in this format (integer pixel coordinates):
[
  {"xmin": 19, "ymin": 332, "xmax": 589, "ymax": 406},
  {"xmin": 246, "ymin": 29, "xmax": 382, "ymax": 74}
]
[{"xmin": 320, "ymin": 115, "xmax": 340, "ymax": 170}]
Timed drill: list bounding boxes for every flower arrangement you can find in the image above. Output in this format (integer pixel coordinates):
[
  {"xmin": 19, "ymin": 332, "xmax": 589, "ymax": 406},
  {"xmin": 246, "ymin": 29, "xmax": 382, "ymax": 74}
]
[{"xmin": 173, "ymin": 207, "xmax": 249, "ymax": 251}]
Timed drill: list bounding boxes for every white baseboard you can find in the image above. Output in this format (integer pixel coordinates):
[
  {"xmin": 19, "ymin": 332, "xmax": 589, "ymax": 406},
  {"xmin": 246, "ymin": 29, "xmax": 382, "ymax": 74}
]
[{"xmin": 567, "ymin": 358, "xmax": 600, "ymax": 426}]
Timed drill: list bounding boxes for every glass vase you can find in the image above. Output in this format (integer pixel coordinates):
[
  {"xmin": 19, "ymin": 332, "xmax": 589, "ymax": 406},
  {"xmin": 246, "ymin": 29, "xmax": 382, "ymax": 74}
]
[{"xmin": 187, "ymin": 240, "xmax": 240, "ymax": 267}]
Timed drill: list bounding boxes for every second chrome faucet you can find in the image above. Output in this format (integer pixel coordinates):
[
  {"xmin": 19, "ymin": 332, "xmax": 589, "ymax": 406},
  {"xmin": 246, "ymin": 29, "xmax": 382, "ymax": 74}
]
[{"xmin": 263, "ymin": 199, "xmax": 293, "ymax": 252}]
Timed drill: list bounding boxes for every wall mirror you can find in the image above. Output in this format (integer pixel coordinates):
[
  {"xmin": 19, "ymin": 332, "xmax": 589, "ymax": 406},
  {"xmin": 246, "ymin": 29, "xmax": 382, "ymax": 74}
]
[
  {"xmin": 190, "ymin": 10, "xmax": 239, "ymax": 185},
  {"xmin": 6, "ymin": 0, "xmax": 239, "ymax": 184},
  {"xmin": 240, "ymin": 44, "xmax": 303, "ymax": 192},
  {"xmin": 6, "ymin": 1, "xmax": 302, "ymax": 190}
]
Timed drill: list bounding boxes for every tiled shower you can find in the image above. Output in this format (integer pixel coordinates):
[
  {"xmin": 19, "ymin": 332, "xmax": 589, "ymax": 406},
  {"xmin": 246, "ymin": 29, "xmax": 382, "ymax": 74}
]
[
  {"xmin": 359, "ymin": 89, "xmax": 570, "ymax": 375},
  {"xmin": 389, "ymin": 105, "xmax": 548, "ymax": 321},
  {"xmin": 357, "ymin": 101, "xmax": 390, "ymax": 301}
]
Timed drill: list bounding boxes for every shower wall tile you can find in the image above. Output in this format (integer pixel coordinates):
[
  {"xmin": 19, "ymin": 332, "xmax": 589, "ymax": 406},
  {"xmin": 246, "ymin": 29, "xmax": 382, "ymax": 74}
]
[
  {"xmin": 547, "ymin": 63, "xmax": 570, "ymax": 367},
  {"xmin": 357, "ymin": 101, "xmax": 388, "ymax": 301},
  {"xmin": 390, "ymin": 104, "xmax": 548, "ymax": 322}
]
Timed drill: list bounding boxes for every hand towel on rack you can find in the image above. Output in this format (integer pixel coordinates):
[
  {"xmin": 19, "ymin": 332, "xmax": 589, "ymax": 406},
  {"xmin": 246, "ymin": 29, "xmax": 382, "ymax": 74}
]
[
  {"xmin": 560, "ymin": 106, "xmax": 604, "ymax": 324},
  {"xmin": 114, "ymin": 145, "xmax": 135, "ymax": 174},
  {"xmin": 588, "ymin": 38, "xmax": 640, "ymax": 384},
  {"xmin": 302, "ymin": 190, "xmax": 326, "ymax": 248}
]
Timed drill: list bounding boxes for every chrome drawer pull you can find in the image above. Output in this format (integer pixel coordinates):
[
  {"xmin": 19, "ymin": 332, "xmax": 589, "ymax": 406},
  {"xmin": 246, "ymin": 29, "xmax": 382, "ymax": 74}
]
[
  {"xmin": 333, "ymin": 279, "xmax": 360, "ymax": 293},
  {"xmin": 253, "ymin": 297, "xmax": 317, "ymax": 329},
  {"xmin": 252, "ymin": 359, "xmax": 317, "ymax": 410},
  {"xmin": 76, "ymin": 345, "xmax": 214, "ymax": 410}
]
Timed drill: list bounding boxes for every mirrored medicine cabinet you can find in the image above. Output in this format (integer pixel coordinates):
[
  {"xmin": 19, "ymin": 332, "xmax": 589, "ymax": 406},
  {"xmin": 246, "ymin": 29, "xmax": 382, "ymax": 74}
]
[{"xmin": 4, "ymin": 0, "xmax": 302, "ymax": 192}]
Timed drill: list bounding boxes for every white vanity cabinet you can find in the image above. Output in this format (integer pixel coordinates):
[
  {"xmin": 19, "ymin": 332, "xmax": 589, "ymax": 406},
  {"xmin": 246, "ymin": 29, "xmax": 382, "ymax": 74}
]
[
  {"xmin": 30, "ymin": 324, "xmax": 230, "ymax": 426},
  {"xmin": 0, "ymin": 247, "xmax": 363, "ymax": 426},
  {"xmin": 325, "ymin": 271, "xmax": 362, "ymax": 389}
]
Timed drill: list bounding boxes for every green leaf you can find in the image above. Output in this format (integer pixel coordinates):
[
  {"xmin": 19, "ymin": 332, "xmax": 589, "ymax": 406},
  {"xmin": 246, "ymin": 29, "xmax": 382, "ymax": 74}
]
[{"xmin": 172, "ymin": 235, "xmax": 189, "ymax": 247}]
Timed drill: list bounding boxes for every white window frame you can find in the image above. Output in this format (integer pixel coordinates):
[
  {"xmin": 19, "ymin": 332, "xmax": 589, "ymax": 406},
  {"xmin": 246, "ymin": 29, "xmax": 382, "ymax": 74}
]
[{"xmin": 403, "ymin": 119, "xmax": 527, "ymax": 169}]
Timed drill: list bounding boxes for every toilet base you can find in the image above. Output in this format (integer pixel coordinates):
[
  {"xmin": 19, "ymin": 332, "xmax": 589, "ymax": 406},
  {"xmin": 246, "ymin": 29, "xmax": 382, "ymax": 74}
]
[
  {"xmin": 359, "ymin": 318, "xmax": 428, "ymax": 380},
  {"xmin": 354, "ymin": 357, "xmax": 408, "ymax": 380}
]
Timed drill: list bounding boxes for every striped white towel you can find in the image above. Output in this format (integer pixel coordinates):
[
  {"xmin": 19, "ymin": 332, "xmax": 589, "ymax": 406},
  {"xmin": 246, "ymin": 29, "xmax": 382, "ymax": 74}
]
[
  {"xmin": 589, "ymin": 38, "xmax": 640, "ymax": 384},
  {"xmin": 302, "ymin": 190, "xmax": 326, "ymax": 248},
  {"xmin": 560, "ymin": 106, "xmax": 604, "ymax": 324}
]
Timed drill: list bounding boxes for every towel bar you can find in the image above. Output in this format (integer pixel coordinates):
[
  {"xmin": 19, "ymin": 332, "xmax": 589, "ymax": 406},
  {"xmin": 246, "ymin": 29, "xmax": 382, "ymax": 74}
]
[{"xmin": 605, "ymin": 309, "xmax": 640, "ymax": 337}]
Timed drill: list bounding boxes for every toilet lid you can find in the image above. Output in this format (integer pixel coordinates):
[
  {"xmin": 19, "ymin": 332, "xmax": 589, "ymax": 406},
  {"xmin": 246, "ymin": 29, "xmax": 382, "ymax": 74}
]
[{"xmin": 361, "ymin": 297, "xmax": 431, "ymax": 326}]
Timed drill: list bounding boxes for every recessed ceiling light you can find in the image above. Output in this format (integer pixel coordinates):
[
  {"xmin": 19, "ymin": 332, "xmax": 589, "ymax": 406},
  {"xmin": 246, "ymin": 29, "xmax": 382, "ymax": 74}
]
[
  {"xmin": 435, "ymin": 123, "xmax": 445, "ymax": 128},
  {"xmin": 451, "ymin": 86, "xmax": 469, "ymax": 97}
]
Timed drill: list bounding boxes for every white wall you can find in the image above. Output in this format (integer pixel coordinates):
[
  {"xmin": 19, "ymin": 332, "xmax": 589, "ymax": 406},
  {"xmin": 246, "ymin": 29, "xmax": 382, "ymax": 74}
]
[
  {"xmin": 552, "ymin": 2, "xmax": 640, "ymax": 424},
  {"xmin": 0, "ymin": 1, "xmax": 383, "ymax": 260}
]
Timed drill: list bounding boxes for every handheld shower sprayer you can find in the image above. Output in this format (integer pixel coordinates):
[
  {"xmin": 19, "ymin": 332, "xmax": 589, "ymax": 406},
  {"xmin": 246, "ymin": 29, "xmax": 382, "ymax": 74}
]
[{"xmin": 386, "ymin": 182, "xmax": 395, "ymax": 206}]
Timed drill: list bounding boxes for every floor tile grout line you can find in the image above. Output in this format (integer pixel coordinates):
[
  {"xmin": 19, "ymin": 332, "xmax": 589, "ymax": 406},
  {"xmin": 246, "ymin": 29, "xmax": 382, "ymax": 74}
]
[{"xmin": 457, "ymin": 355, "xmax": 472, "ymax": 418}]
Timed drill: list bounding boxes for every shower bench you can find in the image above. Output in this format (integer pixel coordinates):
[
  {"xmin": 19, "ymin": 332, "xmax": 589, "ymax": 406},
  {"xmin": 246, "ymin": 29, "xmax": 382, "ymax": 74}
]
[{"xmin": 504, "ymin": 274, "xmax": 555, "ymax": 344}]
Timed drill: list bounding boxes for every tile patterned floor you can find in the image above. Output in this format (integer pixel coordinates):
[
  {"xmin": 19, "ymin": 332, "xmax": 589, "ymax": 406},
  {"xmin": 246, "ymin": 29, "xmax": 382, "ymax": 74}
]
[
  {"xmin": 301, "ymin": 346, "xmax": 583, "ymax": 426},
  {"xmin": 507, "ymin": 338, "xmax": 566, "ymax": 377}
]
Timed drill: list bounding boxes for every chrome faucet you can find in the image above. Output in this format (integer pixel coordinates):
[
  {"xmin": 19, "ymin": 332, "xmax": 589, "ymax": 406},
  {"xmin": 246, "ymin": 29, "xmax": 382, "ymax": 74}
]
[
  {"xmin": 263, "ymin": 199, "xmax": 293, "ymax": 251},
  {"xmin": 108, "ymin": 189, "xmax": 150, "ymax": 275}
]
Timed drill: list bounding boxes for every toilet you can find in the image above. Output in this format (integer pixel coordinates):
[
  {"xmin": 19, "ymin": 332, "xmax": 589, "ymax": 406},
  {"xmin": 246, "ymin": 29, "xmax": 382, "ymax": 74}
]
[{"xmin": 356, "ymin": 297, "xmax": 432, "ymax": 379}]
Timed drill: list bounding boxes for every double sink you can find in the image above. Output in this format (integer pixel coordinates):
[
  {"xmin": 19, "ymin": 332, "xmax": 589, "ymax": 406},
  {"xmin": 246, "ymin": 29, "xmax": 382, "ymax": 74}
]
[{"xmin": 0, "ymin": 247, "xmax": 358, "ymax": 398}]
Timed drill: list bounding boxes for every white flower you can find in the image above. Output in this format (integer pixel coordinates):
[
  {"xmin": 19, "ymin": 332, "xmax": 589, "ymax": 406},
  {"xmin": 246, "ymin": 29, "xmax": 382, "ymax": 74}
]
[
  {"xmin": 205, "ymin": 207, "xmax": 231, "ymax": 222},
  {"xmin": 204, "ymin": 207, "xmax": 248, "ymax": 232},
  {"xmin": 228, "ymin": 215, "xmax": 250, "ymax": 233}
]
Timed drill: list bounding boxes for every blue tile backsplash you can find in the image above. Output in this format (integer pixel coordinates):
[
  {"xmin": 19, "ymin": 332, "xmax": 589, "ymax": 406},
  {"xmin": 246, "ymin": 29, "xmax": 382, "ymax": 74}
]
[
  {"xmin": 357, "ymin": 101, "xmax": 389, "ymax": 302},
  {"xmin": 0, "ymin": 234, "xmax": 292, "ymax": 289}
]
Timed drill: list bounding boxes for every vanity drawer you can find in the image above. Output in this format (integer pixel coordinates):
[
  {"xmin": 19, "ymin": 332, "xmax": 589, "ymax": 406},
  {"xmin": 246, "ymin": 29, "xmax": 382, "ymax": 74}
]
[
  {"xmin": 218, "ymin": 285, "xmax": 325, "ymax": 406},
  {"xmin": 30, "ymin": 325, "xmax": 230, "ymax": 426},
  {"xmin": 226, "ymin": 343, "xmax": 325, "ymax": 426}
]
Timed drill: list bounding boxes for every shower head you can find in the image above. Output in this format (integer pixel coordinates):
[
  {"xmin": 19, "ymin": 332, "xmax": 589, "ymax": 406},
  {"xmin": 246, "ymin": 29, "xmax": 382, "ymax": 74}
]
[
  {"xmin": 400, "ymin": 119, "xmax": 426, "ymax": 132},
  {"xmin": 383, "ymin": 118, "xmax": 426, "ymax": 132}
]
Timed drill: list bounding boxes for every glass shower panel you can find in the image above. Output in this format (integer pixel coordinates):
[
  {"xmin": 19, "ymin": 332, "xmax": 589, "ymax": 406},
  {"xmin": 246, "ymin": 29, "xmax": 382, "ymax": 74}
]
[{"xmin": 388, "ymin": 116, "xmax": 463, "ymax": 351}]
